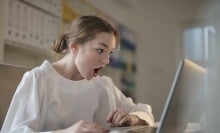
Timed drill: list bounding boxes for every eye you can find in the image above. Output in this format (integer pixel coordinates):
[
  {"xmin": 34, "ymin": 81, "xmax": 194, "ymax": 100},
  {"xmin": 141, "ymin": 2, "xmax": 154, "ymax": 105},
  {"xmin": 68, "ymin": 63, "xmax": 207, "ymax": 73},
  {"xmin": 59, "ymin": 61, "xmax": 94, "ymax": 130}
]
[
  {"xmin": 110, "ymin": 51, "xmax": 114, "ymax": 55},
  {"xmin": 96, "ymin": 49, "xmax": 104, "ymax": 54}
]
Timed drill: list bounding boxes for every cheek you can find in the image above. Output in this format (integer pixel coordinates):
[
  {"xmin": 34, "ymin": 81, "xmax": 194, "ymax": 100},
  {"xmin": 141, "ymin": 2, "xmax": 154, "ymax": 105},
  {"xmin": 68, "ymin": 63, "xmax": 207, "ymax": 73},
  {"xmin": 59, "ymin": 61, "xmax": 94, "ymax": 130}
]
[
  {"xmin": 76, "ymin": 53, "xmax": 96, "ymax": 68},
  {"xmin": 85, "ymin": 55, "xmax": 98, "ymax": 66}
]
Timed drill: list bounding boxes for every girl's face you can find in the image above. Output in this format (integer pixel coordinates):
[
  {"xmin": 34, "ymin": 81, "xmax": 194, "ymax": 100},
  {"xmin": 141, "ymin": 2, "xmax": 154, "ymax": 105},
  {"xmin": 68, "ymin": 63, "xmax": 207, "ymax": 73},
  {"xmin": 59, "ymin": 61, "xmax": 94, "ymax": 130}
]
[{"xmin": 74, "ymin": 32, "xmax": 116, "ymax": 80}]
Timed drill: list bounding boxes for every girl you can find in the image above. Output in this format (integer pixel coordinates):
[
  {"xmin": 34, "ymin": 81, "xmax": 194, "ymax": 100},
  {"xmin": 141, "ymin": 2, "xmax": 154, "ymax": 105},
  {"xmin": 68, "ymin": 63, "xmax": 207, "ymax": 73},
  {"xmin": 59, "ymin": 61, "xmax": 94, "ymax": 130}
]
[{"xmin": 1, "ymin": 15, "xmax": 154, "ymax": 133}]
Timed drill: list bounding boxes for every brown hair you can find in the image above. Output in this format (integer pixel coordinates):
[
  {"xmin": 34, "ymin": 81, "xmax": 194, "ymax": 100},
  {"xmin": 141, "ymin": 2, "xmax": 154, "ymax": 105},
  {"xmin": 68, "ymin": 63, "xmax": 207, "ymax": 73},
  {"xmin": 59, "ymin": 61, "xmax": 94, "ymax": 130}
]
[{"xmin": 52, "ymin": 15, "xmax": 120, "ymax": 54}]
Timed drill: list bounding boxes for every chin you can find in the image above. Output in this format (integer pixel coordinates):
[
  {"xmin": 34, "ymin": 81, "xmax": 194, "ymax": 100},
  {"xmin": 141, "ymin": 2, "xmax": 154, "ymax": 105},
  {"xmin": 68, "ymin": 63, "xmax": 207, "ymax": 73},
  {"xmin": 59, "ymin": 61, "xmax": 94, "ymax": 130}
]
[
  {"xmin": 84, "ymin": 73, "xmax": 98, "ymax": 80},
  {"xmin": 85, "ymin": 76, "xmax": 93, "ymax": 80},
  {"xmin": 86, "ymin": 78, "xmax": 92, "ymax": 80}
]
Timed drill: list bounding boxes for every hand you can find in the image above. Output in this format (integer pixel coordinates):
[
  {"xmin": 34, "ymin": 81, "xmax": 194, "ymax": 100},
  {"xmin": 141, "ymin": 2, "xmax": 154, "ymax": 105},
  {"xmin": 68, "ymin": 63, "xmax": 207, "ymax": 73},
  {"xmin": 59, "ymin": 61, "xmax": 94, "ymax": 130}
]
[
  {"xmin": 67, "ymin": 120, "xmax": 109, "ymax": 133},
  {"xmin": 106, "ymin": 109, "xmax": 146, "ymax": 127}
]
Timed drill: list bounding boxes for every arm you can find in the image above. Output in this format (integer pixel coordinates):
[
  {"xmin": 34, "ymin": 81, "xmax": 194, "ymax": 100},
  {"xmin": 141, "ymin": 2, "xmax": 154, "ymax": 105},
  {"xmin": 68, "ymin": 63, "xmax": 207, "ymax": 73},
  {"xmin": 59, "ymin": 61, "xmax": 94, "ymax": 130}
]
[
  {"xmin": 1, "ymin": 71, "xmax": 46, "ymax": 133},
  {"xmin": 103, "ymin": 76, "xmax": 154, "ymax": 127},
  {"xmin": 1, "ymin": 72, "xmax": 109, "ymax": 133},
  {"xmin": 107, "ymin": 109, "xmax": 147, "ymax": 126}
]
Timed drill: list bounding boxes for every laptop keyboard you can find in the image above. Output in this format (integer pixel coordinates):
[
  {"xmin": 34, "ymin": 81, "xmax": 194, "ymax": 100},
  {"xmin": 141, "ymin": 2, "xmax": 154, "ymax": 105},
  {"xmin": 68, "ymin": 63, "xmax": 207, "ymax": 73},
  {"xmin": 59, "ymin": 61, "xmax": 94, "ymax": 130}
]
[
  {"xmin": 127, "ymin": 126, "xmax": 156, "ymax": 133},
  {"xmin": 109, "ymin": 125, "xmax": 156, "ymax": 133}
]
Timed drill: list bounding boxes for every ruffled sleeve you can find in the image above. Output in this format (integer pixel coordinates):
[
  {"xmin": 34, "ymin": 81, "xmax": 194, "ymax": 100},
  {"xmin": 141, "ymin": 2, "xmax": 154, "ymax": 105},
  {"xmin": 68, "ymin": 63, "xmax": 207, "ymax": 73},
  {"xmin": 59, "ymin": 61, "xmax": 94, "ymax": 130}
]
[{"xmin": 1, "ymin": 71, "xmax": 47, "ymax": 133}]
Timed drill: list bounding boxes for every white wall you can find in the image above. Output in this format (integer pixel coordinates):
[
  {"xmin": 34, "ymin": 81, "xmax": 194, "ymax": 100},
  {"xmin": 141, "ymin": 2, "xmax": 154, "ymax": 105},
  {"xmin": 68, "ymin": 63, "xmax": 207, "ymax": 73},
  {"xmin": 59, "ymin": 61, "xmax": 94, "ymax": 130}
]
[
  {"xmin": 88, "ymin": 0, "xmax": 201, "ymax": 121},
  {"xmin": 195, "ymin": 0, "xmax": 220, "ymax": 132}
]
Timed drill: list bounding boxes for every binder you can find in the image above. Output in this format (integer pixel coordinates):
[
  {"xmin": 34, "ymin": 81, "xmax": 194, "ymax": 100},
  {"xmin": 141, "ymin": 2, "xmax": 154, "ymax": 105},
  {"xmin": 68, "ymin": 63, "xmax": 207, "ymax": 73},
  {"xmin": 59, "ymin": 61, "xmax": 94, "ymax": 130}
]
[
  {"xmin": 4, "ymin": 0, "xmax": 61, "ymax": 51},
  {"xmin": 5, "ymin": 0, "xmax": 14, "ymax": 41}
]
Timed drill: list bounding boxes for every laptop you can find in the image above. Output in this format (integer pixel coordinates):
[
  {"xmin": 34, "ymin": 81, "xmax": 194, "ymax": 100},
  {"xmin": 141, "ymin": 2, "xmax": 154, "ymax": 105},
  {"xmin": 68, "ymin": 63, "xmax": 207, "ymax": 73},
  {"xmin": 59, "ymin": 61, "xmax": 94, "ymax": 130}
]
[{"xmin": 109, "ymin": 58, "xmax": 206, "ymax": 133}]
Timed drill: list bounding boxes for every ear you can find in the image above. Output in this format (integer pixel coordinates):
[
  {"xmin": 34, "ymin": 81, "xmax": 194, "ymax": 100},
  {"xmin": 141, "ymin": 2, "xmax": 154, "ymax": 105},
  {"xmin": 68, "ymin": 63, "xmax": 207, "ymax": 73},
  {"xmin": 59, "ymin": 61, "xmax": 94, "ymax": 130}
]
[{"xmin": 69, "ymin": 43, "xmax": 79, "ymax": 53}]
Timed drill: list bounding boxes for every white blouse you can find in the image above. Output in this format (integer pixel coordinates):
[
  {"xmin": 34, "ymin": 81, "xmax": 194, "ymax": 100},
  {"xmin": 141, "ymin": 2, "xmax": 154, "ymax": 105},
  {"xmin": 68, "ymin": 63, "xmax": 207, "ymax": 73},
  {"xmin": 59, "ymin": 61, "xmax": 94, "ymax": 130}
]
[{"xmin": 1, "ymin": 60, "xmax": 154, "ymax": 133}]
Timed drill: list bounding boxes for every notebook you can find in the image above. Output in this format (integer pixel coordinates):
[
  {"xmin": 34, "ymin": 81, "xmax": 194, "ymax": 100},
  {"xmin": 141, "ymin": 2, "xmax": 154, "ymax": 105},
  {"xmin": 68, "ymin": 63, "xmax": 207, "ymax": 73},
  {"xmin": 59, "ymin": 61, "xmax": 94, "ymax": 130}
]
[{"xmin": 109, "ymin": 59, "xmax": 205, "ymax": 133}]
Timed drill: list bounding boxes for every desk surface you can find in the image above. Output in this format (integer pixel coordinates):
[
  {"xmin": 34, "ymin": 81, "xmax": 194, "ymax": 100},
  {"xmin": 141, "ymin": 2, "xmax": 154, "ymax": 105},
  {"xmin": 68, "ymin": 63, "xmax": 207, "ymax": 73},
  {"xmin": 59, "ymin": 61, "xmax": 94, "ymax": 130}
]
[
  {"xmin": 184, "ymin": 123, "xmax": 203, "ymax": 133},
  {"xmin": 154, "ymin": 122, "xmax": 203, "ymax": 133}
]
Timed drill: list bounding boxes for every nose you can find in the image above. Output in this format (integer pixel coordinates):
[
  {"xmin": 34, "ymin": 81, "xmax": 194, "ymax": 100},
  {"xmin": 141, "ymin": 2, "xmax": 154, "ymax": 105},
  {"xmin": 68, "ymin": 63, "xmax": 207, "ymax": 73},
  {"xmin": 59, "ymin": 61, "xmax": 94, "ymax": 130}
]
[{"xmin": 102, "ymin": 55, "xmax": 110, "ymax": 65}]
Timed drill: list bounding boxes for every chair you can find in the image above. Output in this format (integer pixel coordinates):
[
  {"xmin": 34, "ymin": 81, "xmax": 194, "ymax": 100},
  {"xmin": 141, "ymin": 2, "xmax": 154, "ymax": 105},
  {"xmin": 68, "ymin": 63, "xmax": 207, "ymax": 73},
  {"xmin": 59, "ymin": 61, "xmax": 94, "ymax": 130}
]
[{"xmin": 0, "ymin": 63, "xmax": 28, "ymax": 129}]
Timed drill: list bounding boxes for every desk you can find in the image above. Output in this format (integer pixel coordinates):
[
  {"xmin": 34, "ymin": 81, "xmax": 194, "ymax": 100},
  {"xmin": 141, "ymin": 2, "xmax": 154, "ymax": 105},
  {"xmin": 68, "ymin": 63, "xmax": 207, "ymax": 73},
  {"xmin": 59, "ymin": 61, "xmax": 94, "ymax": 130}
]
[
  {"xmin": 154, "ymin": 122, "xmax": 203, "ymax": 133},
  {"xmin": 184, "ymin": 123, "xmax": 203, "ymax": 133}
]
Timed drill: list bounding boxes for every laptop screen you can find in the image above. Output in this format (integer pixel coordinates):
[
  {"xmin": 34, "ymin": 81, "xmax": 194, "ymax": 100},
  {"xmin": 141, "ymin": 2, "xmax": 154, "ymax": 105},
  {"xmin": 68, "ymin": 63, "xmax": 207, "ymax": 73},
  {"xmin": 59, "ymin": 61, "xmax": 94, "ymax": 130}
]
[{"xmin": 157, "ymin": 59, "xmax": 205, "ymax": 133}]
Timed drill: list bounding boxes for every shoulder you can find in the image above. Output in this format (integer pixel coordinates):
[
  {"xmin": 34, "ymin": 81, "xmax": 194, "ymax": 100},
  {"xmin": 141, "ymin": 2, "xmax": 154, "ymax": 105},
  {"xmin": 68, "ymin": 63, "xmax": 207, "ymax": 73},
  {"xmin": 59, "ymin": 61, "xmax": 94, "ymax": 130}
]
[
  {"xmin": 91, "ymin": 75, "xmax": 120, "ymax": 94},
  {"xmin": 14, "ymin": 61, "xmax": 52, "ymax": 95},
  {"xmin": 24, "ymin": 60, "xmax": 53, "ymax": 79},
  {"xmin": 92, "ymin": 75, "xmax": 114, "ymax": 86},
  {"xmin": 89, "ymin": 76, "xmax": 115, "ymax": 92}
]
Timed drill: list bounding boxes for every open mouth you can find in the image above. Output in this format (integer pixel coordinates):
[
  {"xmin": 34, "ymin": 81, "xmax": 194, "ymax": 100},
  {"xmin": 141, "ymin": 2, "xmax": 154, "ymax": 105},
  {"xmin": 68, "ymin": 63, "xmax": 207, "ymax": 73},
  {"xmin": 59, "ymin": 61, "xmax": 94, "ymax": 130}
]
[{"xmin": 93, "ymin": 67, "xmax": 103, "ymax": 76}]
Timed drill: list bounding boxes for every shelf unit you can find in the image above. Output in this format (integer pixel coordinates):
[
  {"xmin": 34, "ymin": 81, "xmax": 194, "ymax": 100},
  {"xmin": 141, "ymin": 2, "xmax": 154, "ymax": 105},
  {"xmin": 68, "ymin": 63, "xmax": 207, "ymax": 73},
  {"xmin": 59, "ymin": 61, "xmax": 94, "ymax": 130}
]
[
  {"xmin": 0, "ymin": 0, "xmax": 138, "ymax": 99},
  {"xmin": 0, "ymin": 0, "xmax": 61, "ymax": 68},
  {"xmin": 4, "ymin": 39, "xmax": 54, "ymax": 68},
  {"xmin": 0, "ymin": 0, "xmax": 6, "ymax": 62}
]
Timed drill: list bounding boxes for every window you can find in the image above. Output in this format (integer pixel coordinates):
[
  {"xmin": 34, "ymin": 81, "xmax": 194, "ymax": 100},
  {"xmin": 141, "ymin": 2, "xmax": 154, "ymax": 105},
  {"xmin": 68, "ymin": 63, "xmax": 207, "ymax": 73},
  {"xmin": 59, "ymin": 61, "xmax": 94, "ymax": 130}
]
[{"xmin": 183, "ymin": 26, "xmax": 216, "ymax": 67}]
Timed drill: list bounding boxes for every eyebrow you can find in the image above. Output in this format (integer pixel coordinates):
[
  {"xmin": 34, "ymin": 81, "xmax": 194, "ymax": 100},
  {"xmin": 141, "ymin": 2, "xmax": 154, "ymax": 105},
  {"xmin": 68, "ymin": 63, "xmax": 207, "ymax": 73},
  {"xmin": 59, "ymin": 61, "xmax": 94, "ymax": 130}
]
[{"xmin": 99, "ymin": 42, "xmax": 116, "ymax": 51}]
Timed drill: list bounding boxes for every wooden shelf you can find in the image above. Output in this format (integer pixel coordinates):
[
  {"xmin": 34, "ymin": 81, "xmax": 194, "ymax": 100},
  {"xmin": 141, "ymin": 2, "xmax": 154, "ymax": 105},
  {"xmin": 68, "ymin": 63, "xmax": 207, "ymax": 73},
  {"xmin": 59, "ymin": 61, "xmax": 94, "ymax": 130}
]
[
  {"xmin": 4, "ymin": 39, "xmax": 52, "ymax": 57},
  {"xmin": 3, "ymin": 39, "xmax": 61, "ymax": 68}
]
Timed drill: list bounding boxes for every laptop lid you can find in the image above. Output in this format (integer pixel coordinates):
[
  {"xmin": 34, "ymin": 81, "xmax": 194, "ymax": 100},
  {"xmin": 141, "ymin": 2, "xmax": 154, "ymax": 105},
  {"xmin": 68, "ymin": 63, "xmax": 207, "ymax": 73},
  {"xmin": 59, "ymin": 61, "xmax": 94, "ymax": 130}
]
[{"xmin": 156, "ymin": 59, "xmax": 205, "ymax": 133}]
